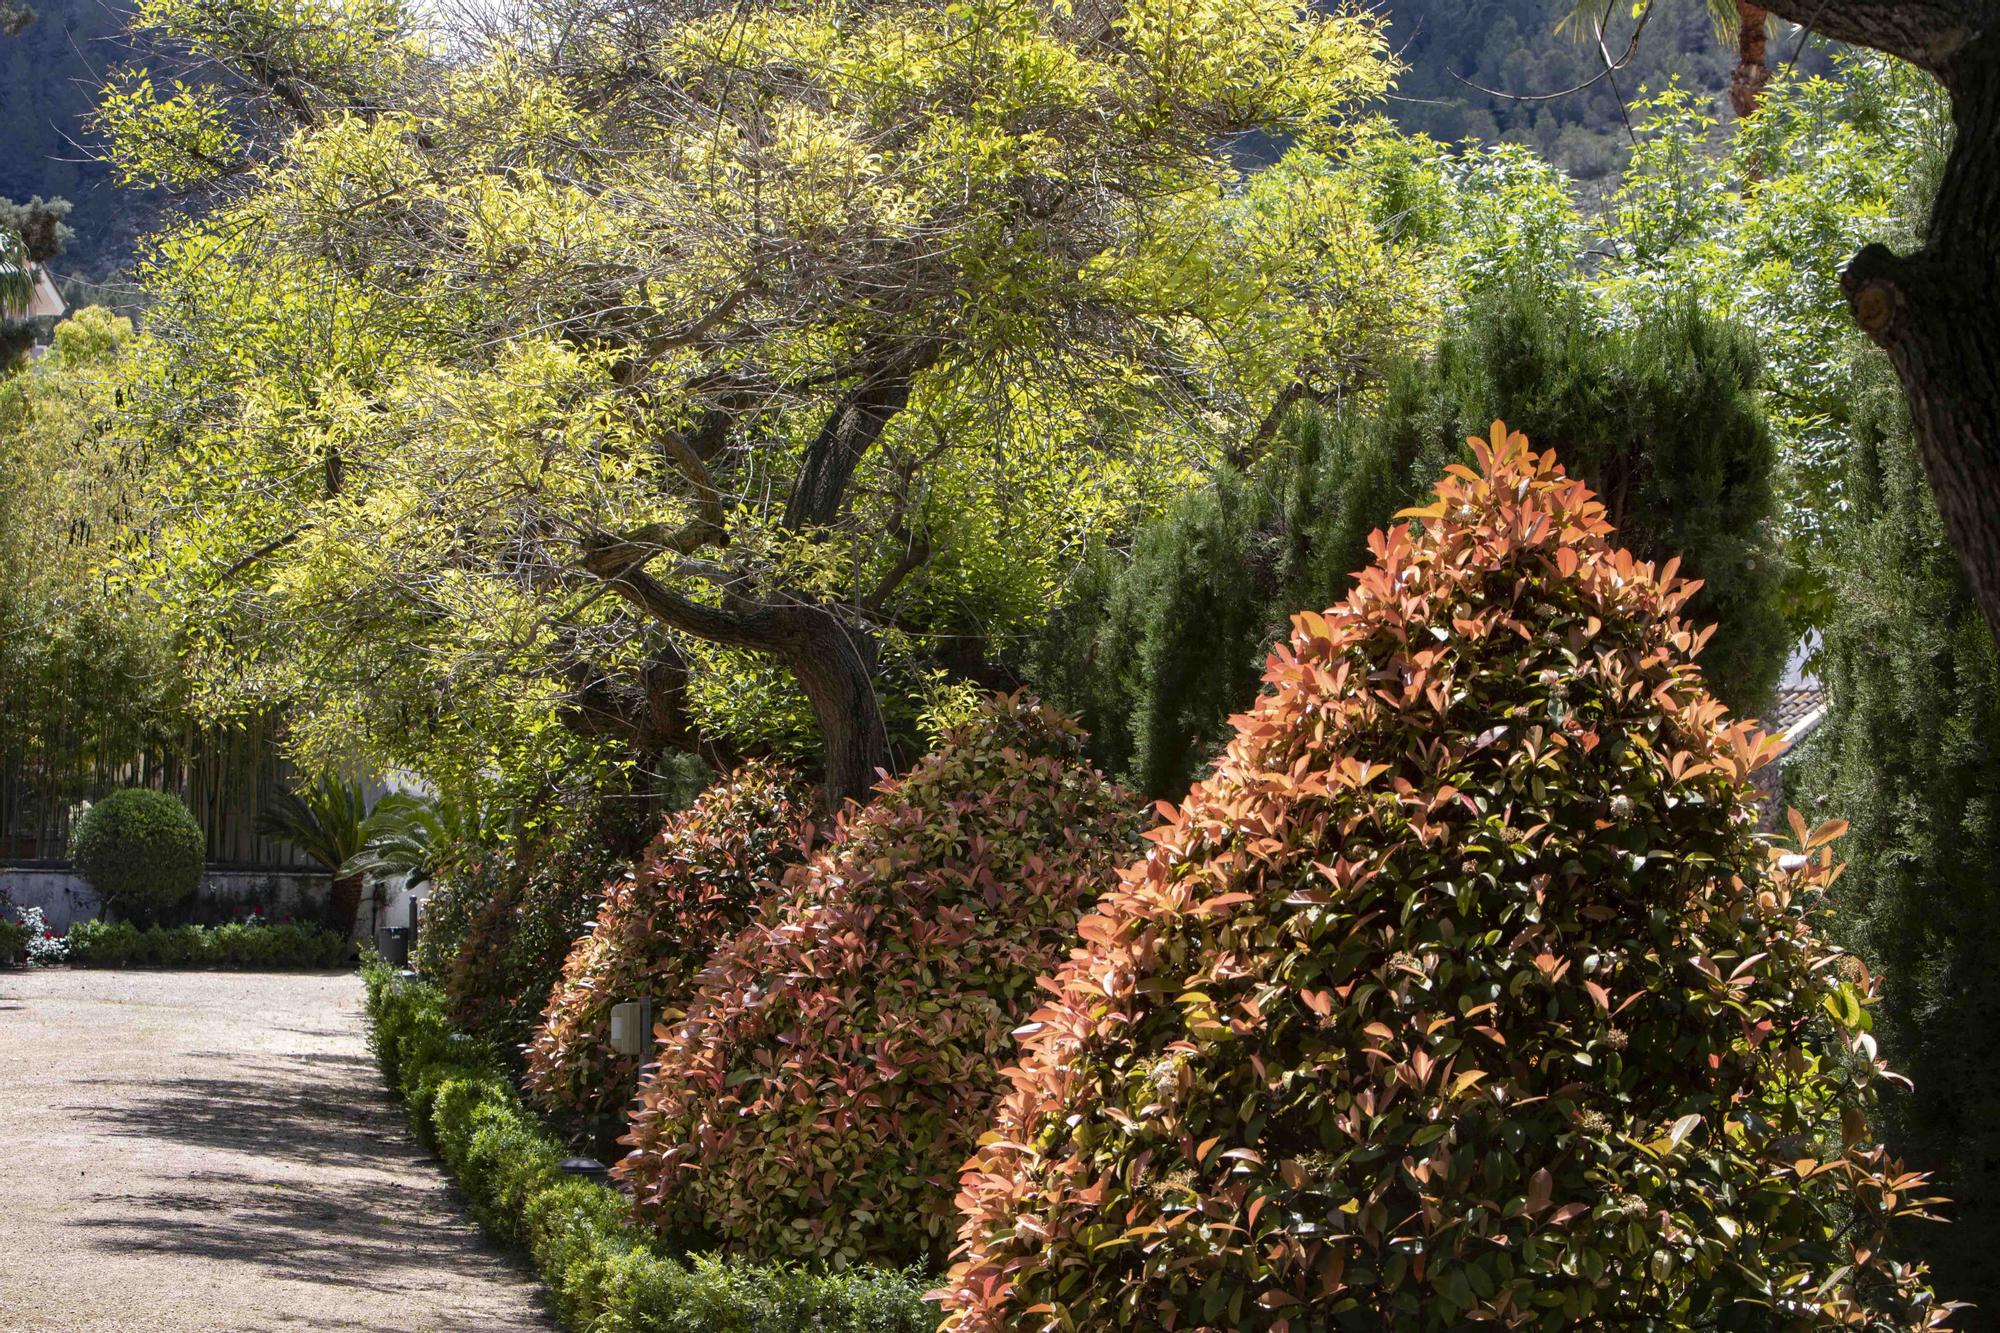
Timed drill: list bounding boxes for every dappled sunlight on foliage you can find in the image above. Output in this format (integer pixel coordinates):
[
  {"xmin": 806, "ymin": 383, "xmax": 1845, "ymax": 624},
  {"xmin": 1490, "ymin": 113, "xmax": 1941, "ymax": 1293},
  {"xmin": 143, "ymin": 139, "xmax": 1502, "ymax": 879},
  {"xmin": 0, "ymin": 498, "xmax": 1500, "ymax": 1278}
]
[
  {"xmin": 615, "ymin": 694, "xmax": 1144, "ymax": 1269},
  {"xmin": 938, "ymin": 425, "xmax": 1948, "ymax": 1331}
]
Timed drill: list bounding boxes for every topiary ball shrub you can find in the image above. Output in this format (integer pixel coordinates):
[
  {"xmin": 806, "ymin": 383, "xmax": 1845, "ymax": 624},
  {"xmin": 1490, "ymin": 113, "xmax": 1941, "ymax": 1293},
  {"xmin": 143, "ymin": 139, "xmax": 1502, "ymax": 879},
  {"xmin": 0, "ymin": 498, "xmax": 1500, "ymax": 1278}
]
[
  {"xmin": 936, "ymin": 425, "xmax": 1947, "ymax": 1332},
  {"xmin": 71, "ymin": 788, "xmax": 206, "ymax": 925},
  {"xmin": 615, "ymin": 693, "xmax": 1145, "ymax": 1269},
  {"xmin": 523, "ymin": 760, "xmax": 818, "ymax": 1130}
]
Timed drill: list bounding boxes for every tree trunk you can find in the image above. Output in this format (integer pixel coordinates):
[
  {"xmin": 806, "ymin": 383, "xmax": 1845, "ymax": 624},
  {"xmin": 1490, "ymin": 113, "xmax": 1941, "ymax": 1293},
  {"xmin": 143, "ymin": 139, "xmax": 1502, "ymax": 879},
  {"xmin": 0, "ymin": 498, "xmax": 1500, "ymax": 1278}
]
[
  {"xmin": 328, "ymin": 870, "xmax": 365, "ymax": 938},
  {"xmin": 585, "ymin": 556, "xmax": 892, "ymax": 810},
  {"xmin": 784, "ymin": 345, "xmax": 935, "ymax": 531},
  {"xmin": 1753, "ymin": 4, "xmax": 2000, "ymax": 647},
  {"xmin": 583, "ymin": 345, "xmax": 935, "ymax": 808},
  {"xmin": 1729, "ymin": 2, "xmax": 1772, "ymax": 118},
  {"xmin": 773, "ymin": 609, "xmax": 890, "ymax": 810},
  {"xmin": 1840, "ymin": 35, "xmax": 2000, "ymax": 648}
]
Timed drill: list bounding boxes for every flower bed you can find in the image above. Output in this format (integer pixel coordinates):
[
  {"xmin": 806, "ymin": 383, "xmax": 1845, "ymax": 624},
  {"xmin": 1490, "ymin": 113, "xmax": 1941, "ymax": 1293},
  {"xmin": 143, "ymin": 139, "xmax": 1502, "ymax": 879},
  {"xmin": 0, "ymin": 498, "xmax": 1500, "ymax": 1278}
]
[
  {"xmin": 65, "ymin": 918, "xmax": 349, "ymax": 969},
  {"xmin": 3, "ymin": 900, "xmax": 69, "ymax": 965},
  {"xmin": 361, "ymin": 960, "xmax": 938, "ymax": 1333}
]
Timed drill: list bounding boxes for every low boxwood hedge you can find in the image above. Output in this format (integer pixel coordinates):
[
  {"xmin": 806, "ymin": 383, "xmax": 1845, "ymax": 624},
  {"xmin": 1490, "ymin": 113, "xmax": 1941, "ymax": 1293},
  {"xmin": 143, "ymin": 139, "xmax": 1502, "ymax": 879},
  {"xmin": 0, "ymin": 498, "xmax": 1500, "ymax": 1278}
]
[
  {"xmin": 66, "ymin": 919, "xmax": 349, "ymax": 969},
  {"xmin": 361, "ymin": 960, "xmax": 939, "ymax": 1333}
]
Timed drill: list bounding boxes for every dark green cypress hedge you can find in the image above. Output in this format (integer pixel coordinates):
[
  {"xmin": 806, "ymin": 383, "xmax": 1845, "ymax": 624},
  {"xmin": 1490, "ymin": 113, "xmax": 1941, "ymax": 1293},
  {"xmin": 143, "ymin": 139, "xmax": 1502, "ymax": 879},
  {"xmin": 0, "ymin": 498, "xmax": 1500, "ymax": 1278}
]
[
  {"xmin": 1447, "ymin": 289, "xmax": 1790, "ymax": 714},
  {"xmin": 1031, "ymin": 282, "xmax": 1789, "ymax": 799},
  {"xmin": 1798, "ymin": 367, "xmax": 2000, "ymax": 1313}
]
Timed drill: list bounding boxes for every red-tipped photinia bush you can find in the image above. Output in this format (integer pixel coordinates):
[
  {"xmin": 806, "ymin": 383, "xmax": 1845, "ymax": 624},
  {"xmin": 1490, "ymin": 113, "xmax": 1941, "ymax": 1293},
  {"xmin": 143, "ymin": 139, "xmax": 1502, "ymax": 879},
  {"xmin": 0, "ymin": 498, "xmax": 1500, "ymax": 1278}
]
[
  {"xmin": 614, "ymin": 694, "xmax": 1144, "ymax": 1269},
  {"xmin": 522, "ymin": 761, "xmax": 816, "ymax": 1127},
  {"xmin": 936, "ymin": 425, "xmax": 1949, "ymax": 1332}
]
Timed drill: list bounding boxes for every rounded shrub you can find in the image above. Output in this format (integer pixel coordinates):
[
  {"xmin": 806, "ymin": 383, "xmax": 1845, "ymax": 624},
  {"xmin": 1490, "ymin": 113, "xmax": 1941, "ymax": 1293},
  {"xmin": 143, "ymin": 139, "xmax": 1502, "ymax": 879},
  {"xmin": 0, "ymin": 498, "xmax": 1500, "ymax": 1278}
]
[
  {"xmin": 615, "ymin": 694, "xmax": 1144, "ymax": 1268},
  {"xmin": 524, "ymin": 760, "xmax": 817, "ymax": 1129},
  {"xmin": 71, "ymin": 788, "xmax": 205, "ymax": 924},
  {"xmin": 936, "ymin": 426, "xmax": 1944, "ymax": 1331}
]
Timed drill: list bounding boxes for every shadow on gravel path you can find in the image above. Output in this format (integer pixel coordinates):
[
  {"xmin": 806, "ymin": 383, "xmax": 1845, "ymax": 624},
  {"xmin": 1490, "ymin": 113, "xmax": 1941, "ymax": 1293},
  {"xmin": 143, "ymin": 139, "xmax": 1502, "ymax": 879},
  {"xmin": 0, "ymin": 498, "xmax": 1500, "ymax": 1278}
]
[{"xmin": 0, "ymin": 968, "xmax": 555, "ymax": 1333}]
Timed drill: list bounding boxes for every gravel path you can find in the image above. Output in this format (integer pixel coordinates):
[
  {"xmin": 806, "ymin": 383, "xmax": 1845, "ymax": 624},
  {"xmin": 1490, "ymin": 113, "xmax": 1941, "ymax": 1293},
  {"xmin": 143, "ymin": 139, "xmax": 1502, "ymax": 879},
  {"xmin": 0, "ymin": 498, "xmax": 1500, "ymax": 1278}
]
[{"xmin": 0, "ymin": 967, "xmax": 556, "ymax": 1333}]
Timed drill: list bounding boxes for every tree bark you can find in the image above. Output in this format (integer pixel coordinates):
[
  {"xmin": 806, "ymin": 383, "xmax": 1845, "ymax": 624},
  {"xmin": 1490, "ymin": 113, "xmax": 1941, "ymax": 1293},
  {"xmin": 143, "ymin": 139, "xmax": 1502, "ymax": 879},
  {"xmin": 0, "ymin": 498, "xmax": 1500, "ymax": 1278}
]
[
  {"xmin": 784, "ymin": 345, "xmax": 935, "ymax": 531},
  {"xmin": 576, "ymin": 344, "xmax": 941, "ymax": 806},
  {"xmin": 328, "ymin": 870, "xmax": 365, "ymax": 939},
  {"xmin": 582, "ymin": 554, "xmax": 890, "ymax": 809},
  {"xmin": 1755, "ymin": 2, "xmax": 2000, "ymax": 646},
  {"xmin": 1729, "ymin": 2, "xmax": 1772, "ymax": 118}
]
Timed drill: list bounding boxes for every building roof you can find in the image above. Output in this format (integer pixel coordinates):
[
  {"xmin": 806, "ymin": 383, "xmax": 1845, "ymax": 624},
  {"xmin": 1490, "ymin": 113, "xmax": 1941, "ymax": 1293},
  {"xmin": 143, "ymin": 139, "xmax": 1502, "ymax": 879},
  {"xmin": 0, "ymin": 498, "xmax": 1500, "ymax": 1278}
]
[
  {"xmin": 1769, "ymin": 683, "xmax": 1827, "ymax": 734},
  {"xmin": 0, "ymin": 259, "xmax": 65, "ymax": 321},
  {"xmin": 1769, "ymin": 634, "xmax": 1826, "ymax": 753}
]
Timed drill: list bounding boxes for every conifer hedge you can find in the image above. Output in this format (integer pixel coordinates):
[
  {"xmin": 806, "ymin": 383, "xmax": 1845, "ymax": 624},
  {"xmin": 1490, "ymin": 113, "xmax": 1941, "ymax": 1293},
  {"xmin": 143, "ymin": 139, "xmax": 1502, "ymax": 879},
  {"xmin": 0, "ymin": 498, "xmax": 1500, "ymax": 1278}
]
[
  {"xmin": 616, "ymin": 695, "xmax": 1143, "ymax": 1270},
  {"xmin": 1800, "ymin": 373, "xmax": 2000, "ymax": 1314},
  {"xmin": 1033, "ymin": 283, "xmax": 1787, "ymax": 801},
  {"xmin": 938, "ymin": 426, "xmax": 1944, "ymax": 1332}
]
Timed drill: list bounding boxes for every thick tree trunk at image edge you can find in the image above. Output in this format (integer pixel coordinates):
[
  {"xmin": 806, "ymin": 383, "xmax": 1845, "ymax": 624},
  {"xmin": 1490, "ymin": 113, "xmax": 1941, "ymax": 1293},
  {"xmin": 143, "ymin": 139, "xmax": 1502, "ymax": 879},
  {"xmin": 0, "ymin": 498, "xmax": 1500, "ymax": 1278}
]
[
  {"xmin": 1757, "ymin": 3, "xmax": 2000, "ymax": 648},
  {"xmin": 1730, "ymin": 2, "xmax": 1773, "ymax": 118}
]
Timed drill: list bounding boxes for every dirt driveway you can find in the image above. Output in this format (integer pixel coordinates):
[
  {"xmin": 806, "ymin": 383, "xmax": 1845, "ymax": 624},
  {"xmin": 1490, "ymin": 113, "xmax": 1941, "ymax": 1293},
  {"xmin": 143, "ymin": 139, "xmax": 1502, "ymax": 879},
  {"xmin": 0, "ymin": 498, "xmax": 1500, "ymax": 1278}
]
[{"xmin": 0, "ymin": 967, "xmax": 555, "ymax": 1332}]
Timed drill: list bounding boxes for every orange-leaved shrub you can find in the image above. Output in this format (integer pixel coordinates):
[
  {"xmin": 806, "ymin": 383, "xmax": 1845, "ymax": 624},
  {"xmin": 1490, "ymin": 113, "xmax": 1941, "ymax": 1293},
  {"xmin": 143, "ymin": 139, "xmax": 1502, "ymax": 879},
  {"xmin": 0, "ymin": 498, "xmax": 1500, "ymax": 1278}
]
[
  {"xmin": 614, "ymin": 693, "xmax": 1145, "ymax": 1269},
  {"xmin": 522, "ymin": 760, "xmax": 816, "ymax": 1128},
  {"xmin": 936, "ymin": 425, "xmax": 1949, "ymax": 1332}
]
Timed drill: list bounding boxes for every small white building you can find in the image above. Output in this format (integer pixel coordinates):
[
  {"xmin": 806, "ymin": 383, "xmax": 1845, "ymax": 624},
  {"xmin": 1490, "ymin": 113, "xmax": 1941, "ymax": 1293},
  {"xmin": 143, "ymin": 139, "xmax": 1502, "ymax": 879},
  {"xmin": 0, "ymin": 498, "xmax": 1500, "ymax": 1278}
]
[{"xmin": 0, "ymin": 256, "xmax": 66, "ymax": 322}]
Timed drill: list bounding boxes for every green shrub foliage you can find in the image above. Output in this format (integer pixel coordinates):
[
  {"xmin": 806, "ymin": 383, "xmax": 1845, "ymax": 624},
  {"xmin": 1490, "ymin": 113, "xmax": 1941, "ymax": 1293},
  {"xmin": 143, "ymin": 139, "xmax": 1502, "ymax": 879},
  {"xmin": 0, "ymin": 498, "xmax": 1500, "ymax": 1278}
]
[
  {"xmin": 70, "ymin": 787, "xmax": 205, "ymax": 924},
  {"xmin": 1428, "ymin": 287, "xmax": 1789, "ymax": 715},
  {"xmin": 938, "ymin": 426, "xmax": 1942, "ymax": 1332},
  {"xmin": 1031, "ymin": 390, "xmax": 1461, "ymax": 801},
  {"xmin": 361, "ymin": 962, "xmax": 937, "ymax": 1333},
  {"xmin": 414, "ymin": 792, "xmax": 653, "ymax": 1060},
  {"xmin": 523, "ymin": 761, "xmax": 817, "ymax": 1130},
  {"xmin": 1799, "ymin": 373, "xmax": 2000, "ymax": 1313},
  {"xmin": 65, "ymin": 917, "xmax": 348, "ymax": 967},
  {"xmin": 616, "ymin": 694, "xmax": 1144, "ymax": 1269},
  {"xmin": 1033, "ymin": 283, "xmax": 1786, "ymax": 800},
  {"xmin": 0, "ymin": 907, "xmax": 29, "ymax": 962}
]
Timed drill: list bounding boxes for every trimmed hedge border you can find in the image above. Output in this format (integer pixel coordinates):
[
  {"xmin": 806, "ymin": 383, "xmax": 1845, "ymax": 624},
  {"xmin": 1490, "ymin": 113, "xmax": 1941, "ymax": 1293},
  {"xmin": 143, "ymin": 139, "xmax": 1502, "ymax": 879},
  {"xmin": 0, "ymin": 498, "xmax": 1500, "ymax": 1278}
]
[
  {"xmin": 67, "ymin": 919, "xmax": 350, "ymax": 969},
  {"xmin": 360, "ymin": 960, "xmax": 940, "ymax": 1333}
]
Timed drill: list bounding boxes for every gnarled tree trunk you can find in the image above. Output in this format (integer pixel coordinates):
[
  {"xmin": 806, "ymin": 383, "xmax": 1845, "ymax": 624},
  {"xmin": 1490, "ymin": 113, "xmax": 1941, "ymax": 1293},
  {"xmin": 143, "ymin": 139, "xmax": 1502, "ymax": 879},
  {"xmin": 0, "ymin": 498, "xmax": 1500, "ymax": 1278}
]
[
  {"xmin": 1756, "ymin": 3, "xmax": 2000, "ymax": 648},
  {"xmin": 584, "ymin": 551, "xmax": 892, "ymax": 810}
]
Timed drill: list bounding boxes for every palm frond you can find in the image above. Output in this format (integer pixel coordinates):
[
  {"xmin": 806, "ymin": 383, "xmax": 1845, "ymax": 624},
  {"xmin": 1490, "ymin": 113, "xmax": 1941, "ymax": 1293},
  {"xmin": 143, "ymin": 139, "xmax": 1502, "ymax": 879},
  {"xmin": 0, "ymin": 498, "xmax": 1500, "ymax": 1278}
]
[
  {"xmin": 348, "ymin": 787, "xmax": 496, "ymax": 885},
  {"xmin": 256, "ymin": 773, "xmax": 373, "ymax": 873},
  {"xmin": 0, "ymin": 231, "xmax": 32, "ymax": 314}
]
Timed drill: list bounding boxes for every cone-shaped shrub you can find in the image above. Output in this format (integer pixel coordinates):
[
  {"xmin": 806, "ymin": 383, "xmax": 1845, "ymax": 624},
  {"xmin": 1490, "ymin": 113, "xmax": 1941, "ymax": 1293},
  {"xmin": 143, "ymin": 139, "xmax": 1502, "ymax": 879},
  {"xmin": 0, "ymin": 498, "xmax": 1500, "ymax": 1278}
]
[
  {"xmin": 936, "ymin": 425, "xmax": 1946, "ymax": 1332},
  {"xmin": 615, "ymin": 694, "xmax": 1145, "ymax": 1269},
  {"xmin": 523, "ymin": 761, "xmax": 817, "ymax": 1128}
]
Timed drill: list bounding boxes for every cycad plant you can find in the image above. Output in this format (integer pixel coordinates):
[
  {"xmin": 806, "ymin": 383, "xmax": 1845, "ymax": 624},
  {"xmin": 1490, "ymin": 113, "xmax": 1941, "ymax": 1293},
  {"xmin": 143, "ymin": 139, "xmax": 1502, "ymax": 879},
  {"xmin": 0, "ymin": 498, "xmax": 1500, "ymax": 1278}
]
[
  {"xmin": 348, "ymin": 788, "xmax": 492, "ymax": 888},
  {"xmin": 256, "ymin": 774, "xmax": 376, "ymax": 936}
]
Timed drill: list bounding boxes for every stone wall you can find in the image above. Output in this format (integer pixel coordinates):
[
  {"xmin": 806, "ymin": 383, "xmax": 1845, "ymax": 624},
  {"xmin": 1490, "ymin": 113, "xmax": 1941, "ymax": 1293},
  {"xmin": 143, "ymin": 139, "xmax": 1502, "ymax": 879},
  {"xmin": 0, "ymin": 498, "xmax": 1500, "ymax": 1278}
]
[{"xmin": 0, "ymin": 864, "xmax": 334, "ymax": 933}]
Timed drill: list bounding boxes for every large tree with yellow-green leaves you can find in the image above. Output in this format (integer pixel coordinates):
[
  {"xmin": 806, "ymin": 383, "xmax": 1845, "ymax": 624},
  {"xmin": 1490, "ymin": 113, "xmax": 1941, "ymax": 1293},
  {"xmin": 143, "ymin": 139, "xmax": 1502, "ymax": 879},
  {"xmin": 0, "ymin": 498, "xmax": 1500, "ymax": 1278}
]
[
  {"xmin": 0, "ymin": 308, "xmax": 189, "ymax": 815},
  {"xmin": 101, "ymin": 0, "xmax": 1420, "ymax": 804}
]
